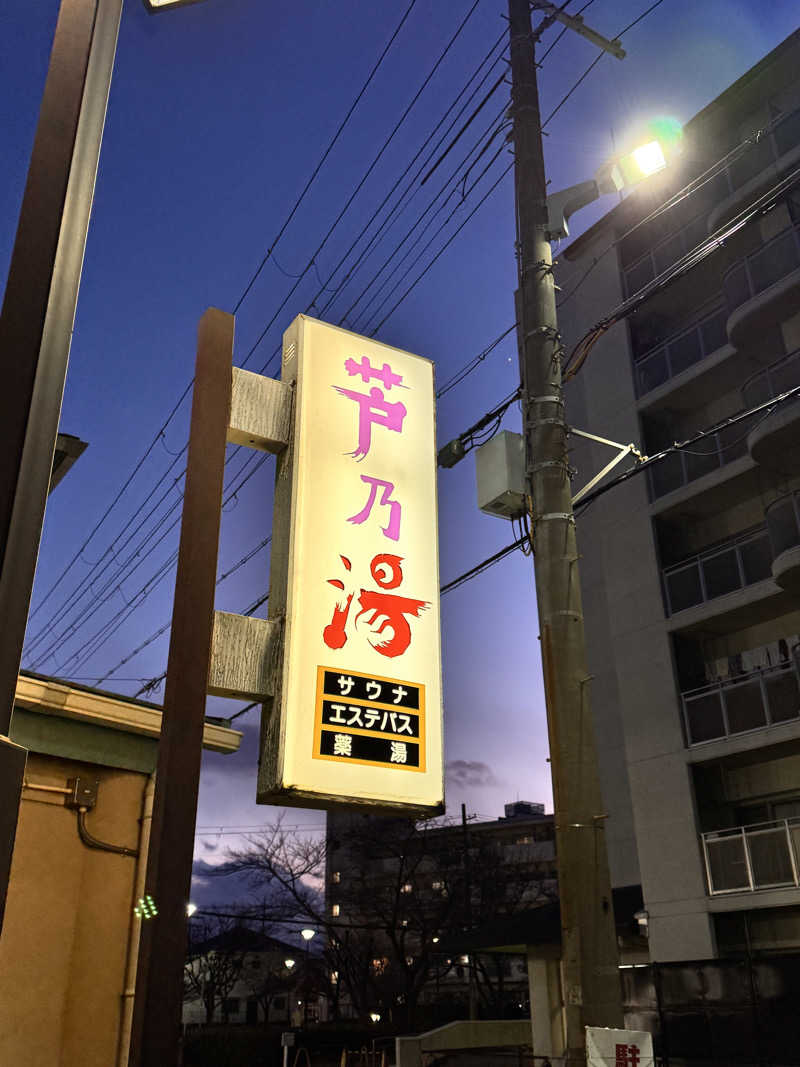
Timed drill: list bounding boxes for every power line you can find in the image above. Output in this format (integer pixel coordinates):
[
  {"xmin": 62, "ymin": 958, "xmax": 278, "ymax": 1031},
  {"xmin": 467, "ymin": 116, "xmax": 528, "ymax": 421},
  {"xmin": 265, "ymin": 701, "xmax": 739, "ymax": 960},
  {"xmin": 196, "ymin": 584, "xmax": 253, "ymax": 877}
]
[
  {"xmin": 235, "ymin": 0, "xmax": 485, "ymax": 374},
  {"xmin": 343, "ymin": 105, "xmax": 510, "ymax": 334},
  {"xmin": 24, "ymin": 2, "xmax": 424, "ymax": 649},
  {"xmin": 564, "ymin": 165, "xmax": 800, "ymax": 379},
  {"xmin": 440, "ymin": 535, "xmax": 528, "ymax": 596},
  {"xmin": 573, "ymin": 383, "xmax": 800, "ymax": 515},
  {"xmin": 541, "ymin": 0, "xmax": 667, "ymax": 129},
  {"xmin": 557, "ymin": 110, "xmax": 797, "ymax": 310},
  {"xmin": 231, "ymin": 0, "xmax": 420, "ymax": 315},
  {"xmin": 436, "ymin": 323, "xmax": 517, "ymax": 399},
  {"xmin": 368, "ymin": 158, "xmax": 515, "ymax": 335}
]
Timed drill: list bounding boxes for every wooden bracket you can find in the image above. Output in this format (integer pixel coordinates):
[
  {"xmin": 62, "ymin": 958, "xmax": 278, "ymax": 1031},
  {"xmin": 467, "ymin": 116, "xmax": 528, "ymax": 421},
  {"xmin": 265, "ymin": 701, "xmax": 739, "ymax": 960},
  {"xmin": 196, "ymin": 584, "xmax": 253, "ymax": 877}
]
[
  {"xmin": 208, "ymin": 611, "xmax": 282, "ymax": 701},
  {"xmin": 228, "ymin": 368, "xmax": 292, "ymax": 453}
]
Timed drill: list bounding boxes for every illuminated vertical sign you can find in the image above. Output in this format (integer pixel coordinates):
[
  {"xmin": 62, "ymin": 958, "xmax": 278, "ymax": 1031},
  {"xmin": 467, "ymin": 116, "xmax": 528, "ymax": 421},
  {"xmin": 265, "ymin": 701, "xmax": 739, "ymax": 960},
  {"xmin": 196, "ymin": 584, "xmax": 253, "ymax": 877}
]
[{"xmin": 259, "ymin": 315, "xmax": 443, "ymax": 812}]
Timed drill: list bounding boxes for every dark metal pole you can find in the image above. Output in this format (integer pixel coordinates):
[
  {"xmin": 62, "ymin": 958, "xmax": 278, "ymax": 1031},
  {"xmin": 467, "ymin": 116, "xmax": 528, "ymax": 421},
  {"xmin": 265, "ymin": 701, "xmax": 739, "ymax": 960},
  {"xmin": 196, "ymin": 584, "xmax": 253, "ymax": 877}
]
[
  {"xmin": 128, "ymin": 309, "xmax": 234, "ymax": 1065},
  {"xmin": 507, "ymin": 0, "xmax": 622, "ymax": 1058},
  {"xmin": 0, "ymin": 0, "xmax": 122, "ymax": 932}
]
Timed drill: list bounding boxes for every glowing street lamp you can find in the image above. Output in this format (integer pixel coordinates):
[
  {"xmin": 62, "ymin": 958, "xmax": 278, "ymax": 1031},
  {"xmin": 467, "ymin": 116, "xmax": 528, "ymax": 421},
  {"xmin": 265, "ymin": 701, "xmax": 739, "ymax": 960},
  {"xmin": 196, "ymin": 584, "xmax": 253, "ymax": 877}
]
[
  {"xmin": 284, "ymin": 958, "xmax": 296, "ymax": 969},
  {"xmin": 143, "ymin": 0, "xmax": 206, "ymax": 9},
  {"xmin": 545, "ymin": 116, "xmax": 684, "ymax": 240}
]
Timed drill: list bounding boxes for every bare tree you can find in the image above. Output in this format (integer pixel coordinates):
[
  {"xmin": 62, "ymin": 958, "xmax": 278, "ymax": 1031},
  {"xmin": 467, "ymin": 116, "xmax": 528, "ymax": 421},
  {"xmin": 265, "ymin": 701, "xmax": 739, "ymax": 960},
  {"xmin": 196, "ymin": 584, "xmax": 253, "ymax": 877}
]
[
  {"xmin": 184, "ymin": 915, "xmax": 248, "ymax": 1024},
  {"xmin": 225, "ymin": 814, "xmax": 555, "ymax": 1029}
]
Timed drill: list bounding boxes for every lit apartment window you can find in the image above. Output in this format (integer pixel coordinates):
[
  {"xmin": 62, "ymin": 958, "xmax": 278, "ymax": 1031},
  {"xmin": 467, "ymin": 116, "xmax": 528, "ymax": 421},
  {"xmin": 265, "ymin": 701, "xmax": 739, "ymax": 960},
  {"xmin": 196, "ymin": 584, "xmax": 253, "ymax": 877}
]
[
  {"xmin": 330, "ymin": 971, "xmax": 339, "ymax": 984},
  {"xmin": 401, "ymin": 918, "xmax": 409, "ymax": 927},
  {"xmin": 401, "ymin": 882, "xmax": 413, "ymax": 894},
  {"xmin": 331, "ymin": 871, "xmax": 341, "ymax": 884},
  {"xmin": 331, "ymin": 903, "xmax": 340, "ymax": 917},
  {"xmin": 431, "ymin": 880, "xmax": 444, "ymax": 891},
  {"xmin": 515, "ymin": 835, "xmax": 533, "ymax": 845},
  {"xmin": 406, "ymin": 956, "xmax": 414, "ymax": 965}
]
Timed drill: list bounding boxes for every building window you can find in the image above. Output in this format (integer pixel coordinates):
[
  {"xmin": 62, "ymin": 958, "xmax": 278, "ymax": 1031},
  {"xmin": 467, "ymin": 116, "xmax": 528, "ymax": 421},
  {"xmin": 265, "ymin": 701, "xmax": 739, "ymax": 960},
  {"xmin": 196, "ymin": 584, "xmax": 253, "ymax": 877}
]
[
  {"xmin": 331, "ymin": 870, "xmax": 341, "ymax": 884},
  {"xmin": 331, "ymin": 970, "xmax": 339, "ymax": 984},
  {"xmin": 431, "ymin": 880, "xmax": 444, "ymax": 890},
  {"xmin": 401, "ymin": 882, "xmax": 413, "ymax": 894},
  {"xmin": 331, "ymin": 903, "xmax": 340, "ymax": 917},
  {"xmin": 515, "ymin": 835, "xmax": 533, "ymax": 845},
  {"xmin": 401, "ymin": 918, "xmax": 408, "ymax": 927}
]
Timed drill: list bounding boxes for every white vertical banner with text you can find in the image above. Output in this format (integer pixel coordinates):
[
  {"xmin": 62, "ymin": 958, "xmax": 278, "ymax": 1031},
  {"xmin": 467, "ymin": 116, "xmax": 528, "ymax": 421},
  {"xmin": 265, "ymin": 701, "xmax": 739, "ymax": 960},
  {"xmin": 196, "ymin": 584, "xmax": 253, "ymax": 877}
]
[
  {"xmin": 586, "ymin": 1027, "xmax": 654, "ymax": 1067},
  {"xmin": 270, "ymin": 315, "xmax": 443, "ymax": 811}
]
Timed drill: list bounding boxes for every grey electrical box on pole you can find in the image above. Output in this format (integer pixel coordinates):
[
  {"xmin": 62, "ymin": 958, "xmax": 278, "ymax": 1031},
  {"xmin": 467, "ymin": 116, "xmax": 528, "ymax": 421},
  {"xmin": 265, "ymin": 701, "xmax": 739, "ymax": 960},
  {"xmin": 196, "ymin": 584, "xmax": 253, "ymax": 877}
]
[{"xmin": 475, "ymin": 431, "xmax": 526, "ymax": 520}]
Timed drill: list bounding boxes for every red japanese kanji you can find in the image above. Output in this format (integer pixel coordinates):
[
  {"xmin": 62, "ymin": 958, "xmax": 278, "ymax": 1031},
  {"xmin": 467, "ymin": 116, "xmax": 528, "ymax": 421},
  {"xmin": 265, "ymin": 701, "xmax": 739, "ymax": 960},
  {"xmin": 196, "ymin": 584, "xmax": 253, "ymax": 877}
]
[
  {"xmin": 322, "ymin": 553, "xmax": 427, "ymax": 658},
  {"xmin": 615, "ymin": 1044, "xmax": 641, "ymax": 1067}
]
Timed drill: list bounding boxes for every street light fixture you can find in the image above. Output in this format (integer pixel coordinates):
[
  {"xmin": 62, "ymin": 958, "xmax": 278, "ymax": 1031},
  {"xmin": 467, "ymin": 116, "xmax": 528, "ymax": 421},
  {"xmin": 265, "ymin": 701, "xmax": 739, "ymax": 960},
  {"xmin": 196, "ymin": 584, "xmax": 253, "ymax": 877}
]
[
  {"xmin": 284, "ymin": 958, "xmax": 296, "ymax": 969},
  {"xmin": 300, "ymin": 929, "xmax": 316, "ymax": 1025},
  {"xmin": 143, "ymin": 0, "xmax": 206, "ymax": 10}
]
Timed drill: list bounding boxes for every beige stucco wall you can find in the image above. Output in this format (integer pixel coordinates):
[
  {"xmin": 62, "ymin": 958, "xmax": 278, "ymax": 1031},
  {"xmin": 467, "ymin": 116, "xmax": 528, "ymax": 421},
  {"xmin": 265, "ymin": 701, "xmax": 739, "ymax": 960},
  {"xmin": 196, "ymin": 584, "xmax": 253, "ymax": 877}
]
[{"xmin": 0, "ymin": 752, "xmax": 147, "ymax": 1067}]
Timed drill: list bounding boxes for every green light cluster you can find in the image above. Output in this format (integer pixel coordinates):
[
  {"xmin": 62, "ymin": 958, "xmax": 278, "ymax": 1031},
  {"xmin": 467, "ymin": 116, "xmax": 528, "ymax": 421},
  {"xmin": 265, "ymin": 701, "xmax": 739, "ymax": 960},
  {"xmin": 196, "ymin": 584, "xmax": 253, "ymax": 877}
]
[
  {"xmin": 646, "ymin": 116, "xmax": 684, "ymax": 150},
  {"xmin": 134, "ymin": 894, "xmax": 158, "ymax": 920}
]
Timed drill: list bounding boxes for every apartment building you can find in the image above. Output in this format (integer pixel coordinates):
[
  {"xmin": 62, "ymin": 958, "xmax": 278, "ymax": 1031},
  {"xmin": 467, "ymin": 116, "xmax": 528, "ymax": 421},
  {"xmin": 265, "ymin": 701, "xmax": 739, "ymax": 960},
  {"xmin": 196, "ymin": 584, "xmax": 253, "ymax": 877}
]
[
  {"xmin": 324, "ymin": 802, "xmax": 557, "ymax": 1020},
  {"xmin": 557, "ymin": 29, "xmax": 800, "ymax": 962}
]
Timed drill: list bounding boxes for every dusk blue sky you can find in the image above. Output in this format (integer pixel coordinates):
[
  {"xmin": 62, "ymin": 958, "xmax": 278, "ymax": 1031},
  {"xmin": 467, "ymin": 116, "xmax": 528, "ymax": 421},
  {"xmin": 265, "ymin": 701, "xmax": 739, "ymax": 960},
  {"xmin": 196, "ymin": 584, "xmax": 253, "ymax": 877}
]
[{"xmin": 2, "ymin": 0, "xmax": 798, "ymax": 870}]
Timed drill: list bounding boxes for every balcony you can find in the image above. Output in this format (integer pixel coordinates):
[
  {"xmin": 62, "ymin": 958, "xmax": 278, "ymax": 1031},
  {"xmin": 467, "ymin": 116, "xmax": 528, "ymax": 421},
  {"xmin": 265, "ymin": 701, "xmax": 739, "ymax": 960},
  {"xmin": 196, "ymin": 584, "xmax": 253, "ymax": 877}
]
[
  {"xmin": 724, "ymin": 222, "xmax": 800, "ymax": 348},
  {"xmin": 744, "ymin": 350, "xmax": 800, "ymax": 469},
  {"xmin": 633, "ymin": 304, "xmax": 728, "ymax": 398},
  {"xmin": 682, "ymin": 662, "xmax": 800, "ymax": 745},
  {"xmin": 709, "ymin": 106, "xmax": 800, "ymax": 231},
  {"xmin": 702, "ymin": 817, "xmax": 800, "ymax": 895},
  {"xmin": 648, "ymin": 414, "xmax": 759, "ymax": 502},
  {"xmin": 766, "ymin": 491, "xmax": 800, "ymax": 593},
  {"xmin": 662, "ymin": 527, "xmax": 772, "ymax": 617}
]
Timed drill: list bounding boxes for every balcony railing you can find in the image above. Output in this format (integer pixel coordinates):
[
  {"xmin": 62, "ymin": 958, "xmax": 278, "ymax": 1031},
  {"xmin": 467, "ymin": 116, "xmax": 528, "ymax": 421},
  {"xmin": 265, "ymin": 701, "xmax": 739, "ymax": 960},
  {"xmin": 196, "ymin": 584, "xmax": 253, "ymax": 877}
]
[
  {"xmin": 662, "ymin": 527, "xmax": 772, "ymax": 616},
  {"xmin": 634, "ymin": 304, "xmax": 728, "ymax": 397},
  {"xmin": 621, "ymin": 108, "xmax": 800, "ymax": 303},
  {"xmin": 648, "ymin": 412, "xmax": 759, "ymax": 501},
  {"xmin": 766, "ymin": 491, "xmax": 800, "ymax": 558},
  {"xmin": 723, "ymin": 107, "xmax": 800, "ymax": 195},
  {"xmin": 723, "ymin": 221, "xmax": 800, "ymax": 315},
  {"xmin": 682, "ymin": 662, "xmax": 800, "ymax": 745},
  {"xmin": 742, "ymin": 348, "xmax": 800, "ymax": 409},
  {"xmin": 703, "ymin": 817, "xmax": 800, "ymax": 895}
]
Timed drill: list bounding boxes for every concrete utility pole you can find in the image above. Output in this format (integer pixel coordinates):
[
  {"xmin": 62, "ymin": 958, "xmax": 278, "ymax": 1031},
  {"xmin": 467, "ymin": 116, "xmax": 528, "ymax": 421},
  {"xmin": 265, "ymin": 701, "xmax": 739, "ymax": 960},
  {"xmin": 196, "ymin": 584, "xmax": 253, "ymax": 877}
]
[{"xmin": 507, "ymin": 0, "xmax": 623, "ymax": 1057}]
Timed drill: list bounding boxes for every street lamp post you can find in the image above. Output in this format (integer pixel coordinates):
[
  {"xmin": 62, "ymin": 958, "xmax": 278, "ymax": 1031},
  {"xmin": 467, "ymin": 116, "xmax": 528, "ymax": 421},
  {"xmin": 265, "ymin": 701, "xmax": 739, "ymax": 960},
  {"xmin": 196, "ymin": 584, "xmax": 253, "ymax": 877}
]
[
  {"xmin": 0, "ymin": 0, "xmax": 211, "ymax": 942},
  {"xmin": 300, "ymin": 928, "xmax": 316, "ymax": 1025}
]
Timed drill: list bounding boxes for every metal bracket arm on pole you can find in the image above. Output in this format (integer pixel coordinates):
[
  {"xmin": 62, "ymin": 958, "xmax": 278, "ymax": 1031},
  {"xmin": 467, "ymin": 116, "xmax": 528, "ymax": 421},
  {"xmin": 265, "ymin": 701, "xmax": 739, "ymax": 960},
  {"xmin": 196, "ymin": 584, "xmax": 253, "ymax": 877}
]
[
  {"xmin": 569, "ymin": 427, "xmax": 648, "ymax": 506},
  {"xmin": 530, "ymin": 1, "xmax": 626, "ymax": 58}
]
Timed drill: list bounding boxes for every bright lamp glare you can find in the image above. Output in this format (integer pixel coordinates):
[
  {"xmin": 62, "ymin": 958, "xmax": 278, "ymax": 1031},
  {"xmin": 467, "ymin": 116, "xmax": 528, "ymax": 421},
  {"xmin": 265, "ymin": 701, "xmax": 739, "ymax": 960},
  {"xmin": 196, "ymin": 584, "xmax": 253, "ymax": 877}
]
[
  {"xmin": 301, "ymin": 928, "xmax": 316, "ymax": 941},
  {"xmin": 186, "ymin": 902, "xmax": 197, "ymax": 917},
  {"xmin": 632, "ymin": 141, "xmax": 666, "ymax": 177}
]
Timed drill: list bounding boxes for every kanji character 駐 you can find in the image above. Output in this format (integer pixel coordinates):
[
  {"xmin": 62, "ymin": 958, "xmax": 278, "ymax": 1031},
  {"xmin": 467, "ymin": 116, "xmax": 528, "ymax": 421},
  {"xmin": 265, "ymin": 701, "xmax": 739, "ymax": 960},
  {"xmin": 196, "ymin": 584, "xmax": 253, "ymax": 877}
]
[
  {"xmin": 348, "ymin": 475, "xmax": 402, "ymax": 541},
  {"xmin": 615, "ymin": 1045, "xmax": 640, "ymax": 1067},
  {"xmin": 334, "ymin": 385, "xmax": 406, "ymax": 461},
  {"xmin": 333, "ymin": 734, "xmax": 352, "ymax": 757},
  {"xmin": 390, "ymin": 741, "xmax": 408, "ymax": 764}
]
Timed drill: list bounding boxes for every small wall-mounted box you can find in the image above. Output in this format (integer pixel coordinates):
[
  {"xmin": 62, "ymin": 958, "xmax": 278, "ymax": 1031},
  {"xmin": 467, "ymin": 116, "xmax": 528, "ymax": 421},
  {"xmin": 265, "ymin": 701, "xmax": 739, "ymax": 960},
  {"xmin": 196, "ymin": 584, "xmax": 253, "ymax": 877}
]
[{"xmin": 475, "ymin": 431, "xmax": 526, "ymax": 520}]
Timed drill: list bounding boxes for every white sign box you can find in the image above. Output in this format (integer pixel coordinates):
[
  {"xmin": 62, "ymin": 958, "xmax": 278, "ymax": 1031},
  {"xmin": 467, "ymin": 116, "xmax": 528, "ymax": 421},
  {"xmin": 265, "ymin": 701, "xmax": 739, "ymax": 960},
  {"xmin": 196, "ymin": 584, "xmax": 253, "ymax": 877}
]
[
  {"xmin": 586, "ymin": 1027, "xmax": 654, "ymax": 1067},
  {"xmin": 258, "ymin": 315, "xmax": 443, "ymax": 812}
]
